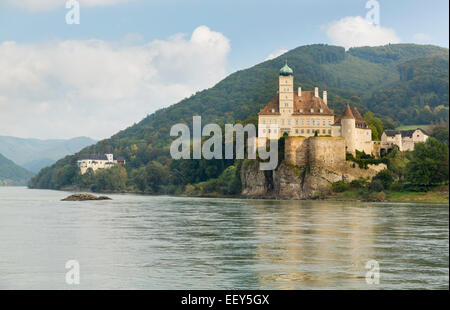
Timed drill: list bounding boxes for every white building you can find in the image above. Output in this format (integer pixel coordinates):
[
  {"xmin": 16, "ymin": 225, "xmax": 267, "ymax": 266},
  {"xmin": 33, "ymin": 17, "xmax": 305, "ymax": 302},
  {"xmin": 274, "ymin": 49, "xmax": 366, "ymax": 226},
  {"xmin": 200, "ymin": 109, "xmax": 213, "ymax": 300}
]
[
  {"xmin": 77, "ymin": 154, "xmax": 125, "ymax": 174},
  {"xmin": 380, "ymin": 129, "xmax": 429, "ymax": 153}
]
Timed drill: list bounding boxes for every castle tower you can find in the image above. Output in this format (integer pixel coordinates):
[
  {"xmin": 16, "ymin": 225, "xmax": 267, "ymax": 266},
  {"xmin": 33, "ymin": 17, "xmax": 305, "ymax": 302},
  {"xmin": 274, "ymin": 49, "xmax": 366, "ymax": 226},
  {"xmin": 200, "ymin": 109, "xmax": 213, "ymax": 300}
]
[
  {"xmin": 341, "ymin": 105, "xmax": 356, "ymax": 155},
  {"xmin": 279, "ymin": 62, "xmax": 294, "ymax": 116}
]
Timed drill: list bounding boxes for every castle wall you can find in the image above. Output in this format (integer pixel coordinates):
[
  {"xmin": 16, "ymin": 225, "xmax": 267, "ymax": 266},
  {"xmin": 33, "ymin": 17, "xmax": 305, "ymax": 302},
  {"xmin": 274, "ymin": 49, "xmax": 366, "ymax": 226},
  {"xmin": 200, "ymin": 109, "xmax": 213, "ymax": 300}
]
[
  {"xmin": 308, "ymin": 137, "xmax": 346, "ymax": 167},
  {"xmin": 284, "ymin": 137, "xmax": 308, "ymax": 166},
  {"xmin": 284, "ymin": 136, "xmax": 345, "ymax": 167}
]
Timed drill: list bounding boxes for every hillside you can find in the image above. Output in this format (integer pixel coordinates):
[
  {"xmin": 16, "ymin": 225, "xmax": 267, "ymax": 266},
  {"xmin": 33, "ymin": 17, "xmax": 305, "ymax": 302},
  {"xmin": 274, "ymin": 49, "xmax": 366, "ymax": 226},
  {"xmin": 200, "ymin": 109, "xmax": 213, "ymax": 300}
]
[
  {"xmin": 0, "ymin": 153, "xmax": 34, "ymax": 186},
  {"xmin": 28, "ymin": 43, "xmax": 449, "ymax": 191},
  {"xmin": 0, "ymin": 136, "xmax": 96, "ymax": 173}
]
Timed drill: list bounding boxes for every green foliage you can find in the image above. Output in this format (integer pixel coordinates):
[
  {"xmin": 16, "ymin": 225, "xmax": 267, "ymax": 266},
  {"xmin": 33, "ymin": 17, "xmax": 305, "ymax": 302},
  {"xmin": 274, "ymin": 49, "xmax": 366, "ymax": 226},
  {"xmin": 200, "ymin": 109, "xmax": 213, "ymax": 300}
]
[
  {"xmin": 372, "ymin": 170, "xmax": 394, "ymax": 190},
  {"xmin": 405, "ymin": 137, "xmax": 449, "ymax": 186},
  {"xmin": 367, "ymin": 56, "xmax": 449, "ymax": 124},
  {"xmin": 346, "ymin": 151, "xmax": 386, "ymax": 169},
  {"xmin": 431, "ymin": 125, "xmax": 449, "ymax": 146},
  {"xmin": 363, "ymin": 112, "xmax": 383, "ymax": 140},
  {"xmin": 384, "ymin": 146, "xmax": 409, "ymax": 179},
  {"xmin": 369, "ymin": 179, "xmax": 385, "ymax": 192},
  {"xmin": 0, "ymin": 153, "xmax": 35, "ymax": 186},
  {"xmin": 332, "ymin": 181, "xmax": 351, "ymax": 193}
]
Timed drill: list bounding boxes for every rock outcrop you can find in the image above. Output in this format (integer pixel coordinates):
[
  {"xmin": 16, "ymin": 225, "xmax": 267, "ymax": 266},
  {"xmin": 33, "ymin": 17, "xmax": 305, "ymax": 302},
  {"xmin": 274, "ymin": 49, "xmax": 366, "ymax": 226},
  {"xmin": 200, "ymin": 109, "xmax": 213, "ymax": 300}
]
[
  {"xmin": 241, "ymin": 160, "xmax": 386, "ymax": 199},
  {"xmin": 61, "ymin": 193, "xmax": 112, "ymax": 201}
]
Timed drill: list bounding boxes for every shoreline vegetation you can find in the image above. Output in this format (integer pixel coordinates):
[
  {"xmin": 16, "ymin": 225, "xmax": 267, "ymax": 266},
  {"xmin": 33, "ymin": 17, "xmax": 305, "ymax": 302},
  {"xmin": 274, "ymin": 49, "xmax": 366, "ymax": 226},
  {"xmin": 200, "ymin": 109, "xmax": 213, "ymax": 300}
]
[{"xmin": 53, "ymin": 184, "xmax": 449, "ymax": 204}]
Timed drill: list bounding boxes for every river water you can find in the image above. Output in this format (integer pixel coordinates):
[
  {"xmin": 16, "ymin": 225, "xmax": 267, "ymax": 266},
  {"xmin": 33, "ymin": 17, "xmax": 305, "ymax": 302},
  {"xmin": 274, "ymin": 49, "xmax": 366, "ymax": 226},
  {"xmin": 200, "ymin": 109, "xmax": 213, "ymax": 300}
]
[{"xmin": 0, "ymin": 187, "xmax": 448, "ymax": 290}]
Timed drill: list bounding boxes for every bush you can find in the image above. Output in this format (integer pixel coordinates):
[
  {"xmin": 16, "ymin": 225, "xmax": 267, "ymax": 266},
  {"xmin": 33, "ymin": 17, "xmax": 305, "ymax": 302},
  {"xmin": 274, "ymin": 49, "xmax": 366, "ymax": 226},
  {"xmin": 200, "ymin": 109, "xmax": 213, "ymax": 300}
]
[
  {"xmin": 350, "ymin": 178, "xmax": 369, "ymax": 189},
  {"xmin": 367, "ymin": 191, "xmax": 386, "ymax": 202},
  {"xmin": 332, "ymin": 181, "xmax": 350, "ymax": 193},
  {"xmin": 373, "ymin": 169, "xmax": 394, "ymax": 189},
  {"xmin": 370, "ymin": 179, "xmax": 384, "ymax": 192}
]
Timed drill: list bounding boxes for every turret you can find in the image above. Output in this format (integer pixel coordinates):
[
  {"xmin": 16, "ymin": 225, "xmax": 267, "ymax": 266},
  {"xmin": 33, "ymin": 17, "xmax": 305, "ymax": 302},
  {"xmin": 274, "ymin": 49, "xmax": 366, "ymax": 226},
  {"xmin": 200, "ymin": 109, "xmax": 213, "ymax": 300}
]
[
  {"xmin": 323, "ymin": 91, "xmax": 327, "ymax": 105},
  {"xmin": 340, "ymin": 105, "xmax": 356, "ymax": 155}
]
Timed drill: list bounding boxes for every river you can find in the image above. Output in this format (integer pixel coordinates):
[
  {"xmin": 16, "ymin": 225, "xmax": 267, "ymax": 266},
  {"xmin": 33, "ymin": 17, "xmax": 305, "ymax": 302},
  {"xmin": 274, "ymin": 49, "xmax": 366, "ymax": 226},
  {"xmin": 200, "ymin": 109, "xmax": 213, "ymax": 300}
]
[{"xmin": 0, "ymin": 187, "xmax": 448, "ymax": 289}]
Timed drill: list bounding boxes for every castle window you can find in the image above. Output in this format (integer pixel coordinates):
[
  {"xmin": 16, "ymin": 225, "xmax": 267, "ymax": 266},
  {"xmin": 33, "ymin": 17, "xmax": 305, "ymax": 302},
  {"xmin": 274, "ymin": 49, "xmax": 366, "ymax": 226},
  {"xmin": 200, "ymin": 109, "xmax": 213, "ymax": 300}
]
[
  {"xmin": 322, "ymin": 129, "xmax": 326, "ymax": 134},
  {"xmin": 312, "ymin": 120, "xmax": 315, "ymax": 126},
  {"xmin": 299, "ymin": 109, "xmax": 303, "ymax": 113},
  {"xmin": 323, "ymin": 120, "xmax": 325, "ymax": 126},
  {"xmin": 295, "ymin": 129, "xmax": 298, "ymax": 134},
  {"xmin": 263, "ymin": 129, "xmax": 266, "ymax": 133},
  {"xmin": 262, "ymin": 120, "xmax": 266, "ymax": 124},
  {"xmin": 310, "ymin": 109, "xmax": 314, "ymax": 113},
  {"xmin": 328, "ymin": 120, "xmax": 331, "ymax": 125},
  {"xmin": 288, "ymin": 119, "xmax": 291, "ymax": 125},
  {"xmin": 282, "ymin": 120, "xmax": 285, "ymax": 125},
  {"xmin": 320, "ymin": 109, "xmax": 323, "ymax": 113},
  {"xmin": 296, "ymin": 120, "xmax": 298, "ymax": 125},
  {"xmin": 271, "ymin": 109, "xmax": 275, "ymax": 113},
  {"xmin": 302, "ymin": 120, "xmax": 304, "ymax": 125},
  {"xmin": 328, "ymin": 130, "xmax": 331, "ymax": 135},
  {"xmin": 301, "ymin": 129, "xmax": 304, "ymax": 134},
  {"xmin": 307, "ymin": 129, "xmax": 310, "ymax": 134},
  {"xmin": 268, "ymin": 129, "xmax": 271, "ymax": 133},
  {"xmin": 307, "ymin": 120, "xmax": 310, "ymax": 125}
]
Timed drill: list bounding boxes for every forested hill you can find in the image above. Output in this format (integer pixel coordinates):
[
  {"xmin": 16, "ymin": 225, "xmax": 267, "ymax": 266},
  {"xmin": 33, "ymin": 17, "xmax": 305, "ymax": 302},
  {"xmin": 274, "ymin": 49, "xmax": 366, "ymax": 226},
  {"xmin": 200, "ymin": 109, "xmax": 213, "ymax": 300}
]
[
  {"xmin": 0, "ymin": 153, "xmax": 34, "ymax": 186},
  {"xmin": 28, "ymin": 43, "xmax": 449, "ymax": 191}
]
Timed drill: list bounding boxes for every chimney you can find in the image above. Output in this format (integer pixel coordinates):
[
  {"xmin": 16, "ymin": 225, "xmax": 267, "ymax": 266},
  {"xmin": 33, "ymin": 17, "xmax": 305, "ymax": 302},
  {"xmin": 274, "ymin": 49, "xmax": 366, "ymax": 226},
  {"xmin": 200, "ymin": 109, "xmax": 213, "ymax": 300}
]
[
  {"xmin": 323, "ymin": 91, "xmax": 327, "ymax": 105},
  {"xmin": 298, "ymin": 87, "xmax": 302, "ymax": 97},
  {"xmin": 314, "ymin": 87, "xmax": 319, "ymax": 97}
]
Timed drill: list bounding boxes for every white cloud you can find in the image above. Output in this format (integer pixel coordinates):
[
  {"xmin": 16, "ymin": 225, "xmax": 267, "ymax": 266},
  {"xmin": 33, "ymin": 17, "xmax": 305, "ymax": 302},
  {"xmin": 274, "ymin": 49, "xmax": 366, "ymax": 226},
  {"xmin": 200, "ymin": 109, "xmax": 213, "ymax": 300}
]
[
  {"xmin": 325, "ymin": 16, "xmax": 401, "ymax": 50},
  {"xmin": 0, "ymin": 26, "xmax": 230, "ymax": 139},
  {"xmin": 4, "ymin": 0, "xmax": 133, "ymax": 11},
  {"xmin": 265, "ymin": 48, "xmax": 288, "ymax": 61}
]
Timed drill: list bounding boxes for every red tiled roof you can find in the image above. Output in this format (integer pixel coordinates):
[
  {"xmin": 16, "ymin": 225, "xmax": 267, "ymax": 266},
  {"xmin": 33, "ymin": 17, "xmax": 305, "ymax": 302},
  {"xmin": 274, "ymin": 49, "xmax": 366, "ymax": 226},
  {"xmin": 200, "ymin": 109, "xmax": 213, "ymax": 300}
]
[
  {"xmin": 333, "ymin": 105, "xmax": 370, "ymax": 129},
  {"xmin": 342, "ymin": 104, "xmax": 355, "ymax": 119},
  {"xmin": 258, "ymin": 91, "xmax": 334, "ymax": 116}
]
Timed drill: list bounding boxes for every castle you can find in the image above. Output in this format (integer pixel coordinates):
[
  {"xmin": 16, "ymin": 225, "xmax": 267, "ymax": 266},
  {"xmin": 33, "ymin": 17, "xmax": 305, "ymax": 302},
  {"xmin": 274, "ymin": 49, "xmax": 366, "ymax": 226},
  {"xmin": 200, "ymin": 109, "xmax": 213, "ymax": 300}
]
[
  {"xmin": 77, "ymin": 154, "xmax": 125, "ymax": 174},
  {"xmin": 258, "ymin": 63, "xmax": 373, "ymax": 156}
]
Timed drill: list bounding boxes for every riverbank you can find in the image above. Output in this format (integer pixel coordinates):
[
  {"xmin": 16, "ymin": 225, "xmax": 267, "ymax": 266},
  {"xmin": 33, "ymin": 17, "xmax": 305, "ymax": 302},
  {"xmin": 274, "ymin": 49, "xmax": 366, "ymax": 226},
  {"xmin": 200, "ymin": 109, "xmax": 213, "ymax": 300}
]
[
  {"xmin": 51, "ymin": 185, "xmax": 450, "ymax": 204},
  {"xmin": 327, "ymin": 189, "xmax": 449, "ymax": 204}
]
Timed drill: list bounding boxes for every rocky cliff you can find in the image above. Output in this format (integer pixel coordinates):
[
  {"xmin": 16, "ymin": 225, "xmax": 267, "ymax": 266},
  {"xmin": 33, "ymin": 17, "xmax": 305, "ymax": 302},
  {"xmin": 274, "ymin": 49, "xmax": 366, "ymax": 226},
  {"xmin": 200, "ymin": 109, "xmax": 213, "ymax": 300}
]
[{"xmin": 241, "ymin": 160, "xmax": 386, "ymax": 199}]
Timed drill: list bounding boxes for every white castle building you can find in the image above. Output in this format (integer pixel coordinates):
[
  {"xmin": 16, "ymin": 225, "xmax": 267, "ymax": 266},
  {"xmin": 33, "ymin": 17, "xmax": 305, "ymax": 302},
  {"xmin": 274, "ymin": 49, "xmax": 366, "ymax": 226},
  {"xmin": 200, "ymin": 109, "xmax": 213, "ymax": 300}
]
[{"xmin": 77, "ymin": 154, "xmax": 125, "ymax": 174}]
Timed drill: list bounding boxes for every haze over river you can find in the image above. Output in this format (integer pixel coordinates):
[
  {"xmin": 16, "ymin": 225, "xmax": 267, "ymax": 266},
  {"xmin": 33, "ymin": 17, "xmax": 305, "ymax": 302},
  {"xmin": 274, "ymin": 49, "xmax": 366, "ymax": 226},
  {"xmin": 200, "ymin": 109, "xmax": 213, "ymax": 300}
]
[{"xmin": 0, "ymin": 187, "xmax": 448, "ymax": 289}]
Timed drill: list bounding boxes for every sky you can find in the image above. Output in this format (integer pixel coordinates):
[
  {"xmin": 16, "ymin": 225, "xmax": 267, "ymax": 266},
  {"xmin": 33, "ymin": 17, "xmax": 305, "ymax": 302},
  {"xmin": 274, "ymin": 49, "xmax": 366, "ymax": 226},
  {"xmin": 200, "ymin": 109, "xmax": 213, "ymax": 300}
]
[{"xmin": 0, "ymin": 0, "xmax": 448, "ymax": 140}]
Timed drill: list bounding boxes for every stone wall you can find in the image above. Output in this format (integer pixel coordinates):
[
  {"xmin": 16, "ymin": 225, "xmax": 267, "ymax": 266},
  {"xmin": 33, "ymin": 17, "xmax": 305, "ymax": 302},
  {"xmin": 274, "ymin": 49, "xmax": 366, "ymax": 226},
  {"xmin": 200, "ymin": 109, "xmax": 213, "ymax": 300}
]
[{"xmin": 284, "ymin": 136, "xmax": 345, "ymax": 167}]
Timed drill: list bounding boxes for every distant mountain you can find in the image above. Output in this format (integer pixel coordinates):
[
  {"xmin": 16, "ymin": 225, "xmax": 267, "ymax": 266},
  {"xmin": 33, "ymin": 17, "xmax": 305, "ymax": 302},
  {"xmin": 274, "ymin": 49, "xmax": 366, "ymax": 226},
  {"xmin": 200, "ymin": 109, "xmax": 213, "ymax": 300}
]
[
  {"xmin": 0, "ymin": 153, "xmax": 34, "ymax": 186},
  {"xmin": 0, "ymin": 136, "xmax": 96, "ymax": 173},
  {"xmin": 28, "ymin": 43, "xmax": 449, "ymax": 191}
]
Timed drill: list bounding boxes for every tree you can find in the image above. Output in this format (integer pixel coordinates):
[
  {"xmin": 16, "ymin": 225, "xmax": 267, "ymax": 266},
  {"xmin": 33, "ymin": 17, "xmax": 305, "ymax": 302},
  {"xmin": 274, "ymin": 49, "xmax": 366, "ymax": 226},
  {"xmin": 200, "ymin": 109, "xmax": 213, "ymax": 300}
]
[
  {"xmin": 364, "ymin": 112, "xmax": 384, "ymax": 141},
  {"xmin": 406, "ymin": 137, "xmax": 449, "ymax": 186},
  {"xmin": 372, "ymin": 169, "xmax": 394, "ymax": 189}
]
